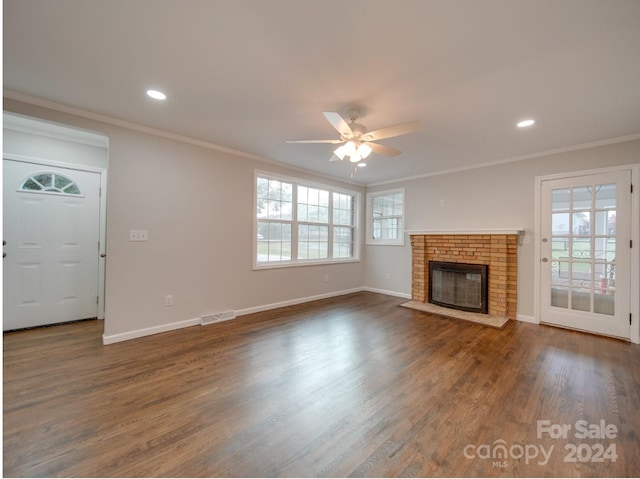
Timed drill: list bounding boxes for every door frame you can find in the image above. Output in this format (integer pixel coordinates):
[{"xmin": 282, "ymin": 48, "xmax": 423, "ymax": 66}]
[
  {"xmin": 3, "ymin": 153, "xmax": 108, "ymax": 320},
  {"xmin": 534, "ymin": 163, "xmax": 640, "ymax": 343}
]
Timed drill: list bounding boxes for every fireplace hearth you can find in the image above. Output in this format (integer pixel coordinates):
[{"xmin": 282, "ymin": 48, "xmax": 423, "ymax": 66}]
[
  {"xmin": 410, "ymin": 233, "xmax": 519, "ymax": 320},
  {"xmin": 429, "ymin": 261, "xmax": 488, "ymax": 314}
]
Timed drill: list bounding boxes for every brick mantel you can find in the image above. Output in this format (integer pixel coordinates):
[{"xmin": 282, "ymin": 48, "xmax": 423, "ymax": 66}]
[{"xmin": 410, "ymin": 234, "xmax": 518, "ymax": 319}]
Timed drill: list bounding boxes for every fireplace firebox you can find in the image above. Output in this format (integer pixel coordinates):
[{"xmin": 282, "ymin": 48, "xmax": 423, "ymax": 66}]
[{"xmin": 428, "ymin": 261, "xmax": 488, "ymax": 314}]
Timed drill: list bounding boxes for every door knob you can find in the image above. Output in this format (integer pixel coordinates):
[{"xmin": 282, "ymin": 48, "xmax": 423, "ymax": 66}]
[
  {"xmin": 100, "ymin": 254, "xmax": 107, "ymax": 258},
  {"xmin": 541, "ymin": 257, "xmax": 549, "ymax": 262}
]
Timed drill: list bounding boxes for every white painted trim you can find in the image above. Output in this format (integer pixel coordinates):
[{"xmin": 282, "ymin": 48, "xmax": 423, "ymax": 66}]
[
  {"xmin": 235, "ymin": 288, "xmax": 364, "ymax": 316},
  {"xmin": 406, "ymin": 228, "xmax": 524, "ymax": 235},
  {"xmin": 361, "ymin": 287, "xmax": 412, "ymax": 299},
  {"xmin": 105, "ymin": 286, "xmax": 568, "ymax": 344},
  {"xmin": 3, "ymin": 111, "xmax": 109, "ymax": 148},
  {"xmin": 4, "ymin": 90, "xmax": 263, "ymax": 160},
  {"xmin": 4, "ymin": 90, "xmax": 364, "ymax": 187},
  {"xmin": 103, "ymin": 288, "xmax": 393, "ymax": 344},
  {"xmin": 2, "ymin": 152, "xmax": 106, "ymax": 174},
  {"xmin": 253, "ymin": 258, "xmax": 361, "ymax": 270},
  {"xmin": 7, "ymin": 90, "xmax": 638, "ymax": 190},
  {"xmin": 368, "ymin": 135, "xmax": 640, "ymax": 187},
  {"xmin": 366, "ymin": 188, "xmax": 406, "ymax": 246},
  {"xmin": 252, "ymin": 169, "xmax": 362, "ymax": 269},
  {"xmin": 102, "ymin": 318, "xmax": 201, "ymax": 345},
  {"xmin": 98, "ymin": 170, "xmax": 108, "ymax": 320},
  {"xmin": 533, "ymin": 171, "xmax": 542, "ymax": 328},
  {"xmin": 533, "ymin": 163, "xmax": 640, "ymax": 182},
  {"xmin": 516, "ymin": 314, "xmax": 538, "ymax": 324},
  {"xmin": 630, "ymin": 164, "xmax": 640, "ymax": 344}
]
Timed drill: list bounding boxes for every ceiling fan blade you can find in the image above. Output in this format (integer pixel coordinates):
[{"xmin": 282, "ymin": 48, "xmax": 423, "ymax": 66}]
[
  {"xmin": 323, "ymin": 112, "xmax": 353, "ymax": 137},
  {"xmin": 286, "ymin": 139, "xmax": 344, "ymax": 144},
  {"xmin": 368, "ymin": 142, "xmax": 401, "ymax": 157},
  {"xmin": 365, "ymin": 121, "xmax": 421, "ymax": 141}
]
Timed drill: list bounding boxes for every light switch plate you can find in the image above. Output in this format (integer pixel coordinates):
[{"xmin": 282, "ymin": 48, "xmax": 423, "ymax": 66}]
[{"xmin": 129, "ymin": 230, "xmax": 148, "ymax": 241}]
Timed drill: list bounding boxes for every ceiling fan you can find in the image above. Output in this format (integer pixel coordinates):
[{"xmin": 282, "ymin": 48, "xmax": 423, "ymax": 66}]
[{"xmin": 286, "ymin": 109, "xmax": 420, "ymax": 163}]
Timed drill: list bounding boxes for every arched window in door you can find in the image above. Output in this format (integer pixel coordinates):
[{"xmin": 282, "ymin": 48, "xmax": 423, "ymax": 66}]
[{"xmin": 20, "ymin": 172, "xmax": 81, "ymax": 195}]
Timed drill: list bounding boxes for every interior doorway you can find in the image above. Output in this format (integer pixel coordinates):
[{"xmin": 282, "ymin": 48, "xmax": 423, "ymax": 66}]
[{"xmin": 3, "ymin": 112, "xmax": 108, "ymax": 330}]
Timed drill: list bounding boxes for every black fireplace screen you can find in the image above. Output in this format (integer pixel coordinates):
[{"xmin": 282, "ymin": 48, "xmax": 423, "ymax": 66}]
[{"xmin": 428, "ymin": 261, "xmax": 488, "ymax": 314}]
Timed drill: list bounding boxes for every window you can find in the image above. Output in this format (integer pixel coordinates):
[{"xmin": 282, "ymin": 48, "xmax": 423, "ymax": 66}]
[
  {"xmin": 256, "ymin": 177, "xmax": 293, "ymax": 262},
  {"xmin": 255, "ymin": 172, "xmax": 359, "ymax": 267},
  {"xmin": 20, "ymin": 172, "xmax": 81, "ymax": 195},
  {"xmin": 366, "ymin": 188, "xmax": 405, "ymax": 245}
]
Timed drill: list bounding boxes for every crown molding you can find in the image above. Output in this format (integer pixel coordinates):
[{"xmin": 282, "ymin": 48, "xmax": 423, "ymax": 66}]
[
  {"xmin": 368, "ymin": 133, "xmax": 640, "ymax": 187},
  {"xmin": 3, "ymin": 111, "xmax": 109, "ymax": 148},
  {"xmin": 3, "ymin": 90, "xmax": 365, "ymax": 187}
]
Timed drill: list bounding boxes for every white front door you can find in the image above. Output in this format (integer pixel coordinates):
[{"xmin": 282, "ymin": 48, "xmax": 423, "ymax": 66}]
[
  {"xmin": 3, "ymin": 159, "xmax": 101, "ymax": 330},
  {"xmin": 540, "ymin": 169, "xmax": 631, "ymax": 339}
]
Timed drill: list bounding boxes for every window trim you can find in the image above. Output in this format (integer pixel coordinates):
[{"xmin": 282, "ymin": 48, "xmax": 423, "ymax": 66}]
[
  {"xmin": 366, "ymin": 188, "xmax": 405, "ymax": 246},
  {"xmin": 254, "ymin": 170, "xmax": 361, "ymax": 269}
]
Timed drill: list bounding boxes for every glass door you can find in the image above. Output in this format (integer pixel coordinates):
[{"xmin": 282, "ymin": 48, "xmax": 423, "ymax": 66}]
[{"xmin": 540, "ymin": 170, "xmax": 631, "ymax": 339}]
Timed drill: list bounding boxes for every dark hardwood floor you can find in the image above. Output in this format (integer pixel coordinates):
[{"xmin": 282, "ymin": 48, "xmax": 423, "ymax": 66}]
[{"xmin": 4, "ymin": 292, "xmax": 640, "ymax": 477}]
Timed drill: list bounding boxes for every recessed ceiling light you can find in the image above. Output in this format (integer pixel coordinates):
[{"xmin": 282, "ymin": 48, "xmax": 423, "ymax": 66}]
[
  {"xmin": 357, "ymin": 163, "xmax": 367, "ymax": 167},
  {"xmin": 146, "ymin": 89, "xmax": 166, "ymax": 100},
  {"xmin": 517, "ymin": 119, "xmax": 535, "ymax": 128}
]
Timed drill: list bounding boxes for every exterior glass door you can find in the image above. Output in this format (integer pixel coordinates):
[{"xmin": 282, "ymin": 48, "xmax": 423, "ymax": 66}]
[{"xmin": 540, "ymin": 170, "xmax": 630, "ymax": 338}]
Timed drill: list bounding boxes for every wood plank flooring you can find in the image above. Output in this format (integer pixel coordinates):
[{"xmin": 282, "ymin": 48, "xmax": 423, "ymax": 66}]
[{"xmin": 4, "ymin": 292, "xmax": 640, "ymax": 477}]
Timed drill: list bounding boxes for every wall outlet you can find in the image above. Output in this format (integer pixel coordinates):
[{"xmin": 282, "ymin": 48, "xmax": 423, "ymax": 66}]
[
  {"xmin": 165, "ymin": 294, "xmax": 173, "ymax": 306},
  {"xmin": 324, "ymin": 275, "xmax": 329, "ymax": 283},
  {"xmin": 439, "ymin": 199, "xmax": 446, "ymax": 207},
  {"xmin": 385, "ymin": 272, "xmax": 391, "ymax": 280},
  {"xmin": 130, "ymin": 229, "xmax": 148, "ymax": 241}
]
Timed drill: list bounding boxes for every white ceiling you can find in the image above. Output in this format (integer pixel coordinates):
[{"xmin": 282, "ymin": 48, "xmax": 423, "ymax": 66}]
[{"xmin": 4, "ymin": 0, "xmax": 640, "ymax": 185}]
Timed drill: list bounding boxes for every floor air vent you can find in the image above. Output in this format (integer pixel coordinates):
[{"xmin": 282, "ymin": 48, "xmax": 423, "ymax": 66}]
[{"xmin": 201, "ymin": 310, "xmax": 236, "ymax": 325}]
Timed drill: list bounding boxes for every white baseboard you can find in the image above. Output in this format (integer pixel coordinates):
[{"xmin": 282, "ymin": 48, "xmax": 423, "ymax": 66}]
[
  {"xmin": 516, "ymin": 314, "xmax": 538, "ymax": 324},
  {"xmin": 361, "ymin": 287, "xmax": 412, "ymax": 299},
  {"xmin": 102, "ymin": 317, "xmax": 200, "ymax": 345},
  {"xmin": 235, "ymin": 288, "xmax": 364, "ymax": 316},
  {"xmin": 103, "ymin": 288, "xmax": 366, "ymax": 344}
]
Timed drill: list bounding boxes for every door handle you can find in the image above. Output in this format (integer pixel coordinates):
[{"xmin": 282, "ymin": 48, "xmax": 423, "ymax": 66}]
[
  {"xmin": 541, "ymin": 257, "xmax": 549, "ymax": 262},
  {"xmin": 100, "ymin": 254, "xmax": 107, "ymax": 258}
]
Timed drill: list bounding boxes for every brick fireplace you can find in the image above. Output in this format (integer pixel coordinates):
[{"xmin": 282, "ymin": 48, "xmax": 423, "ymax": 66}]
[{"xmin": 410, "ymin": 232, "xmax": 519, "ymax": 319}]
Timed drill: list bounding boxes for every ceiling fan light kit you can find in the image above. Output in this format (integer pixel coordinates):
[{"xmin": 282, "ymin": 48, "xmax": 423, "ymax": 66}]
[
  {"xmin": 354, "ymin": 142, "xmax": 372, "ymax": 161},
  {"xmin": 334, "ymin": 140, "xmax": 372, "ymax": 163},
  {"xmin": 286, "ymin": 109, "xmax": 420, "ymax": 167}
]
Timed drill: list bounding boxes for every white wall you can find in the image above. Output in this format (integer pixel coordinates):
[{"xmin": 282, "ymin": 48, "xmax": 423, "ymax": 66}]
[
  {"xmin": 4, "ymin": 99, "xmax": 366, "ymax": 342},
  {"xmin": 5, "ymin": 97, "xmax": 638, "ymax": 343},
  {"xmin": 364, "ymin": 139, "xmax": 640, "ymax": 319}
]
